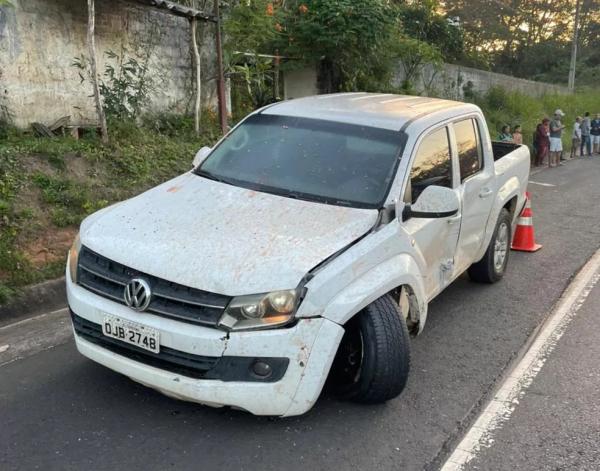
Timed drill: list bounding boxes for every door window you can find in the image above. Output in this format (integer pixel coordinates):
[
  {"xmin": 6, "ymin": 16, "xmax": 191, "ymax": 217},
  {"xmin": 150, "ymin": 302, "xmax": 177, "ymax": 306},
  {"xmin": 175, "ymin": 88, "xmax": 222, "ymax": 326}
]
[
  {"xmin": 455, "ymin": 119, "xmax": 483, "ymax": 182},
  {"xmin": 405, "ymin": 127, "xmax": 452, "ymax": 204}
]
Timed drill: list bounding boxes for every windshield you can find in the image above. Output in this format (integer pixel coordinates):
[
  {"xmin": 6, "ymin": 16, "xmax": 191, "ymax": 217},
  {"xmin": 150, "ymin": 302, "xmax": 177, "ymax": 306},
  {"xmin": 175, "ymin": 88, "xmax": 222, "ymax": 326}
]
[{"xmin": 196, "ymin": 114, "xmax": 405, "ymax": 208}]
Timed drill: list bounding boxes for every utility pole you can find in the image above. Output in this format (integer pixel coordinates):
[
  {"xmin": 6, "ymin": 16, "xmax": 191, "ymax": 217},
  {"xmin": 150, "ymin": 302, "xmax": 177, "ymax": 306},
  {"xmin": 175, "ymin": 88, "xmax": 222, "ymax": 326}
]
[
  {"xmin": 214, "ymin": 0, "xmax": 228, "ymax": 134},
  {"xmin": 87, "ymin": 0, "xmax": 108, "ymax": 143},
  {"xmin": 568, "ymin": 0, "xmax": 581, "ymax": 92}
]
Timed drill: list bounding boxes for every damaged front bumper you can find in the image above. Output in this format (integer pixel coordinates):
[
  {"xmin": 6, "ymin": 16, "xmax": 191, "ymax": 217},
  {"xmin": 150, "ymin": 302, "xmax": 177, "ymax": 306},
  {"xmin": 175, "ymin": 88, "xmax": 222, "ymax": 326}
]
[{"xmin": 66, "ymin": 272, "xmax": 344, "ymax": 416}]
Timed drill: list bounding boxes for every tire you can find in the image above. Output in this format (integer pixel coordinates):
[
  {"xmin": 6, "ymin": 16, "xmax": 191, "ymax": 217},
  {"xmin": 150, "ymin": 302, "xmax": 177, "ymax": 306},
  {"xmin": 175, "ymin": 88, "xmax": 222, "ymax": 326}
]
[
  {"xmin": 330, "ymin": 294, "xmax": 410, "ymax": 404},
  {"xmin": 468, "ymin": 208, "xmax": 512, "ymax": 283}
]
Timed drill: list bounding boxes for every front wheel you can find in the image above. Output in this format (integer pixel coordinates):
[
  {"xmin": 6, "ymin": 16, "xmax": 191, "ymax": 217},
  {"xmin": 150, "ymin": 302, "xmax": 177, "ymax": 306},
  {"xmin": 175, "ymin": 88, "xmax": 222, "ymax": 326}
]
[
  {"xmin": 468, "ymin": 208, "xmax": 512, "ymax": 283},
  {"xmin": 330, "ymin": 294, "xmax": 410, "ymax": 404}
]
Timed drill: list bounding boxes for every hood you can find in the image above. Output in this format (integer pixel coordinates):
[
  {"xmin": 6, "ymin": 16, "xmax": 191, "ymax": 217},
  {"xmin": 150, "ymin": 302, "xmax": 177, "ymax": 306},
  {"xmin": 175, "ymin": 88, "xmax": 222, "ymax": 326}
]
[{"xmin": 81, "ymin": 173, "xmax": 378, "ymax": 295}]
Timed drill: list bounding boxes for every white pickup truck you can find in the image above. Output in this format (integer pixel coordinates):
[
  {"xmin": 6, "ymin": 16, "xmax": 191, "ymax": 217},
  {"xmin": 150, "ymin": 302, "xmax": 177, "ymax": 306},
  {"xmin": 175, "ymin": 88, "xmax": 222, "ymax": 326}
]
[{"xmin": 67, "ymin": 93, "xmax": 530, "ymax": 416}]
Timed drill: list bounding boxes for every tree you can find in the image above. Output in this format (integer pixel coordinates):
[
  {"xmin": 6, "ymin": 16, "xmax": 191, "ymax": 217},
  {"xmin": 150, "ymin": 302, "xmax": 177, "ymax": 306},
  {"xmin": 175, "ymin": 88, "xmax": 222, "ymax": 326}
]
[
  {"xmin": 279, "ymin": 0, "xmax": 398, "ymax": 92},
  {"xmin": 395, "ymin": 37, "xmax": 443, "ymax": 92},
  {"xmin": 441, "ymin": 0, "xmax": 599, "ymax": 85},
  {"xmin": 397, "ymin": 2, "xmax": 464, "ymax": 63}
]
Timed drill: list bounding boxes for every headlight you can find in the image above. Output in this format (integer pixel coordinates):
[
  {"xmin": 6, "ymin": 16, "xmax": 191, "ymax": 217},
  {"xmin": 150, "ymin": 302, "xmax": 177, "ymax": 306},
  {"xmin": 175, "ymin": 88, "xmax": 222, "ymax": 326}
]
[
  {"xmin": 219, "ymin": 289, "xmax": 299, "ymax": 331},
  {"xmin": 68, "ymin": 233, "xmax": 81, "ymax": 282}
]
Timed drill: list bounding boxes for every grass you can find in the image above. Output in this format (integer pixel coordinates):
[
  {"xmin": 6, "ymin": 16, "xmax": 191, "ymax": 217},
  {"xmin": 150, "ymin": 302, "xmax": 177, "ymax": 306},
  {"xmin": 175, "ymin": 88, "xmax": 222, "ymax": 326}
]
[
  {"xmin": 467, "ymin": 86, "xmax": 600, "ymax": 149},
  {"xmin": 0, "ymin": 112, "xmax": 221, "ymax": 304}
]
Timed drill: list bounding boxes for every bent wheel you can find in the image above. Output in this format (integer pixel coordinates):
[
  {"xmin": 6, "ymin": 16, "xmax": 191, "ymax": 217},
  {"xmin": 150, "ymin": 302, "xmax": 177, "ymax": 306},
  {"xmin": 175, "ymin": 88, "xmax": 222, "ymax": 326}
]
[{"xmin": 330, "ymin": 294, "xmax": 410, "ymax": 404}]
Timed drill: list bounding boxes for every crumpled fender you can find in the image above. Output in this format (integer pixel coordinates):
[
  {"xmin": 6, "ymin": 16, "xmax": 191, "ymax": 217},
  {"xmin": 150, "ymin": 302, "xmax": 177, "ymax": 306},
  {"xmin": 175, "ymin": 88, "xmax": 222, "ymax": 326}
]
[{"xmin": 298, "ymin": 252, "xmax": 428, "ymax": 333}]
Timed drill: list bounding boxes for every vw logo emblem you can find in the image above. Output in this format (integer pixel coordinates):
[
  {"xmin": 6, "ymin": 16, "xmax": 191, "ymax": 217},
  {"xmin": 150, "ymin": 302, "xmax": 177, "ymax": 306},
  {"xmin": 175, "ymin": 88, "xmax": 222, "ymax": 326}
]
[{"xmin": 124, "ymin": 278, "xmax": 152, "ymax": 311}]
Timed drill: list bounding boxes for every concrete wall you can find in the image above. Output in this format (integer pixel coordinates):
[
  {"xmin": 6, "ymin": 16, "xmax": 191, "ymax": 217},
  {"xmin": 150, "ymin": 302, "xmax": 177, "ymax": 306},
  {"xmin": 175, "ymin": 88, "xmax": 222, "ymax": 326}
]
[
  {"xmin": 0, "ymin": 0, "xmax": 217, "ymax": 128},
  {"xmin": 283, "ymin": 67, "xmax": 318, "ymax": 100},
  {"xmin": 394, "ymin": 63, "xmax": 569, "ymax": 99},
  {"xmin": 283, "ymin": 63, "xmax": 569, "ymax": 101}
]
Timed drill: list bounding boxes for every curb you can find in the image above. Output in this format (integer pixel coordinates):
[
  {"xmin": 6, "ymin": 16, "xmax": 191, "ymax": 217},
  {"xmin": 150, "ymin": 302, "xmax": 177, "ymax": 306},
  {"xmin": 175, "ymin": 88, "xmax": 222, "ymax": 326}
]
[{"xmin": 0, "ymin": 277, "xmax": 66, "ymax": 328}]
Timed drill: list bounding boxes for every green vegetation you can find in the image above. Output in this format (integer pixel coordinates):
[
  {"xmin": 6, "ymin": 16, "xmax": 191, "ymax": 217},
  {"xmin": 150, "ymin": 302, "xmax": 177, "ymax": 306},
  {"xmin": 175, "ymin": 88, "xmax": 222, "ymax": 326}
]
[
  {"xmin": 469, "ymin": 87, "xmax": 600, "ymax": 148},
  {"xmin": 443, "ymin": 0, "xmax": 599, "ymax": 87},
  {"xmin": 224, "ymin": 1, "xmax": 459, "ymax": 103},
  {"xmin": 0, "ymin": 114, "xmax": 220, "ymax": 304}
]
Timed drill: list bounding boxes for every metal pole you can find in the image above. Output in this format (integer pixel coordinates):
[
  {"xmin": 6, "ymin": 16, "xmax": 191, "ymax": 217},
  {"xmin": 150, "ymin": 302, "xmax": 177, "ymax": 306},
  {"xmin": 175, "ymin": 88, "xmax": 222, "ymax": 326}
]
[
  {"xmin": 214, "ymin": 0, "xmax": 228, "ymax": 133},
  {"xmin": 568, "ymin": 0, "xmax": 581, "ymax": 92}
]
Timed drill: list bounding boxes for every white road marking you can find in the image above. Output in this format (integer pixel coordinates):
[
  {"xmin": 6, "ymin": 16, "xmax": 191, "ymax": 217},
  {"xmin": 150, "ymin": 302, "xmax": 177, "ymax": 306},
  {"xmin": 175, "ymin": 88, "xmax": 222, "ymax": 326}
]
[
  {"xmin": 528, "ymin": 180, "xmax": 556, "ymax": 187},
  {"xmin": 441, "ymin": 248, "xmax": 600, "ymax": 471}
]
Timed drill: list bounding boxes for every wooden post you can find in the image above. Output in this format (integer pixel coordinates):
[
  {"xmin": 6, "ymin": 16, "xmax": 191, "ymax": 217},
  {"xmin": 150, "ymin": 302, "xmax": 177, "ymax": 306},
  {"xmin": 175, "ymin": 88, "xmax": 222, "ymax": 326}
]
[
  {"xmin": 214, "ymin": 0, "xmax": 228, "ymax": 134},
  {"xmin": 273, "ymin": 49, "xmax": 280, "ymax": 101},
  {"xmin": 87, "ymin": 0, "xmax": 108, "ymax": 144},
  {"xmin": 191, "ymin": 17, "xmax": 201, "ymax": 136},
  {"xmin": 568, "ymin": 0, "xmax": 581, "ymax": 92}
]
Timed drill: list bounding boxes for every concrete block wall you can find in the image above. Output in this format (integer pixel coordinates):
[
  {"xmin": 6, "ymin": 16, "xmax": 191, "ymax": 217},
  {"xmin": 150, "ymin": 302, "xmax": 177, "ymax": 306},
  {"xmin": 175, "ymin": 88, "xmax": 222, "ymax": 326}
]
[
  {"xmin": 397, "ymin": 63, "xmax": 569, "ymax": 99},
  {"xmin": 281, "ymin": 63, "xmax": 568, "ymax": 102},
  {"xmin": 0, "ymin": 0, "xmax": 218, "ymax": 128}
]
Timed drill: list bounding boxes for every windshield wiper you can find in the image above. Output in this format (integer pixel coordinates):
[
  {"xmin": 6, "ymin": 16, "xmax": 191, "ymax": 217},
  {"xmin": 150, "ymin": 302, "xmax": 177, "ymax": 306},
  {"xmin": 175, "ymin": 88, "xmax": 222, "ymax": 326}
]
[{"xmin": 195, "ymin": 170, "xmax": 235, "ymax": 186}]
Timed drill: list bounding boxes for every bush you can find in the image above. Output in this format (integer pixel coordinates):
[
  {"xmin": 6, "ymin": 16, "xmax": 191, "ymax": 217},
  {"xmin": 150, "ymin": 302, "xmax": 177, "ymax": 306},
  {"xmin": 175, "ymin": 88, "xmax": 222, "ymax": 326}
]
[
  {"xmin": 0, "ymin": 112, "xmax": 221, "ymax": 304},
  {"xmin": 468, "ymin": 87, "xmax": 600, "ymax": 146}
]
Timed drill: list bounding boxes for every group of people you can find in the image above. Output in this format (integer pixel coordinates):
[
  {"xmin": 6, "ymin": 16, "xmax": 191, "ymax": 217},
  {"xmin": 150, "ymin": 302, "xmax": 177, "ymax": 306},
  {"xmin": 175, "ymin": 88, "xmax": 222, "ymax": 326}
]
[
  {"xmin": 533, "ymin": 110, "xmax": 600, "ymax": 167},
  {"xmin": 497, "ymin": 124, "xmax": 523, "ymax": 145}
]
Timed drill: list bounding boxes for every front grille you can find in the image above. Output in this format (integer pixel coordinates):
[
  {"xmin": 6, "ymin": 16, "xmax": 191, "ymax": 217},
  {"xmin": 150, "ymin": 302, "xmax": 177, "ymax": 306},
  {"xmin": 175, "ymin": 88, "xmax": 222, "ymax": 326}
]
[
  {"xmin": 77, "ymin": 246, "xmax": 232, "ymax": 327},
  {"xmin": 71, "ymin": 312, "xmax": 220, "ymax": 378}
]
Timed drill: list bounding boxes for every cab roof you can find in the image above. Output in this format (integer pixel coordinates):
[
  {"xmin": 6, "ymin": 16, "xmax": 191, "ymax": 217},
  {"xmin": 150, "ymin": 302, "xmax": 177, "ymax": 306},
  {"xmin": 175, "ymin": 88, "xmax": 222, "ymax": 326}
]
[{"xmin": 261, "ymin": 92, "xmax": 476, "ymax": 131}]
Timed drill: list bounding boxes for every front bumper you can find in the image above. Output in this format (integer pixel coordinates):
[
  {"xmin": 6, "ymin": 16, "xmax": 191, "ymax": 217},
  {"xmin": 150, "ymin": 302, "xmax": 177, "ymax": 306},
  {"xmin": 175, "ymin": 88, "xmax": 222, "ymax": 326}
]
[{"xmin": 67, "ymin": 270, "xmax": 344, "ymax": 416}]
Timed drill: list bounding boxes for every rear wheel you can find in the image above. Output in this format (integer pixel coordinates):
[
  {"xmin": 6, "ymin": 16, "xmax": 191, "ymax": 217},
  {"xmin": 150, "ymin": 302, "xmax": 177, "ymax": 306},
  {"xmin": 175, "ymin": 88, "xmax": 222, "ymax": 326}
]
[
  {"xmin": 468, "ymin": 208, "xmax": 512, "ymax": 283},
  {"xmin": 330, "ymin": 294, "xmax": 410, "ymax": 404}
]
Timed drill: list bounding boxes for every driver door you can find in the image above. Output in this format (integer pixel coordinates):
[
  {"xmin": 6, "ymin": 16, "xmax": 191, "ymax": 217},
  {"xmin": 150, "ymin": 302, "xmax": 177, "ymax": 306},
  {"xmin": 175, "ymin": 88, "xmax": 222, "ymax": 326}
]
[{"xmin": 401, "ymin": 125, "xmax": 462, "ymax": 300}]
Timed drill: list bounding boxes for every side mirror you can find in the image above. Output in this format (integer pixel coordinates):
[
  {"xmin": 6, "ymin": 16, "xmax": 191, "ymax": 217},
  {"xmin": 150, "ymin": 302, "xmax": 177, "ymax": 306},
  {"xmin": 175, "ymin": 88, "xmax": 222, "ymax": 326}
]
[
  {"xmin": 192, "ymin": 146, "xmax": 211, "ymax": 168},
  {"xmin": 402, "ymin": 185, "xmax": 459, "ymax": 221}
]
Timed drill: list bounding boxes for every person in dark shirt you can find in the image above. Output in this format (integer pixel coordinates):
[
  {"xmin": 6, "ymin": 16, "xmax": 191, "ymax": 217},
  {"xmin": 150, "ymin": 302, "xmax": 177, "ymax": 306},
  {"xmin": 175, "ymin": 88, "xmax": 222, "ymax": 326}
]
[
  {"xmin": 591, "ymin": 113, "xmax": 600, "ymax": 154},
  {"xmin": 580, "ymin": 112, "xmax": 592, "ymax": 156},
  {"xmin": 534, "ymin": 118, "xmax": 550, "ymax": 167}
]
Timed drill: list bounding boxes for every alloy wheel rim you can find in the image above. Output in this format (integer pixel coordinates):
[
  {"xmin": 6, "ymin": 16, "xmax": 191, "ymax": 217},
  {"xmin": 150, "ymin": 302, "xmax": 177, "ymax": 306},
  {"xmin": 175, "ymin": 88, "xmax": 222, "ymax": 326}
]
[{"xmin": 494, "ymin": 222, "xmax": 509, "ymax": 271}]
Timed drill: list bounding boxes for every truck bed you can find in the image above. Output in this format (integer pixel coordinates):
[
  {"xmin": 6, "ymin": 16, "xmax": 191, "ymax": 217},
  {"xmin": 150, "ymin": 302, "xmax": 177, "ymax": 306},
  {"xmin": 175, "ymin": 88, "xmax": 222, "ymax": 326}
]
[{"xmin": 492, "ymin": 141, "xmax": 522, "ymax": 161}]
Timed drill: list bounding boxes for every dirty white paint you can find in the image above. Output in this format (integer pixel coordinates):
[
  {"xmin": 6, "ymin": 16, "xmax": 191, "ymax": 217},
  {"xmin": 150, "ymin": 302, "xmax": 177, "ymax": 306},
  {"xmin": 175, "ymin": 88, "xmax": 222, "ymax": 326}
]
[
  {"xmin": 70, "ymin": 93, "xmax": 531, "ymax": 416},
  {"xmin": 80, "ymin": 172, "xmax": 379, "ymax": 296},
  {"xmin": 441, "ymin": 248, "xmax": 600, "ymax": 471}
]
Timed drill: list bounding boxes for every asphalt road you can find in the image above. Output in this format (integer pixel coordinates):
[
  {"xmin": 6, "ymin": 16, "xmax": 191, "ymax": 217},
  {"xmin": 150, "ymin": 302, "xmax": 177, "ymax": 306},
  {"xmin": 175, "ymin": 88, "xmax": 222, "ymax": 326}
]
[
  {"xmin": 2, "ymin": 157, "xmax": 600, "ymax": 471},
  {"xmin": 465, "ymin": 280, "xmax": 600, "ymax": 471}
]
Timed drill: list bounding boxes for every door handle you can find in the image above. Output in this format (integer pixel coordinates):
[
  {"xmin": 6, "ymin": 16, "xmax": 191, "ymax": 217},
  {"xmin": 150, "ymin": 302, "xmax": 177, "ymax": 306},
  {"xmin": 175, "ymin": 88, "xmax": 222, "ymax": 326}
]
[{"xmin": 479, "ymin": 188, "xmax": 493, "ymax": 198}]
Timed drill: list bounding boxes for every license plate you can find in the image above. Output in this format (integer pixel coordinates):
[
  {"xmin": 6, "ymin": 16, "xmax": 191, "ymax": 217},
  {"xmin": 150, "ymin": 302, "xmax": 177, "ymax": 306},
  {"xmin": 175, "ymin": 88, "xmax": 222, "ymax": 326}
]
[{"xmin": 102, "ymin": 315, "xmax": 160, "ymax": 353}]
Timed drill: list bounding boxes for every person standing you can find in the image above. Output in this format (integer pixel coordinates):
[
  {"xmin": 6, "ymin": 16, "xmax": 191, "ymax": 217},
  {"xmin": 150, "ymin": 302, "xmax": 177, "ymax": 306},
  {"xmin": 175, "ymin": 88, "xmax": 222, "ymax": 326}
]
[
  {"xmin": 512, "ymin": 125, "xmax": 523, "ymax": 145},
  {"xmin": 591, "ymin": 113, "xmax": 600, "ymax": 154},
  {"xmin": 549, "ymin": 110, "xmax": 566, "ymax": 167},
  {"xmin": 580, "ymin": 112, "xmax": 592, "ymax": 156},
  {"xmin": 571, "ymin": 116, "xmax": 582, "ymax": 159},
  {"xmin": 498, "ymin": 125, "xmax": 513, "ymax": 142},
  {"xmin": 534, "ymin": 118, "xmax": 550, "ymax": 167}
]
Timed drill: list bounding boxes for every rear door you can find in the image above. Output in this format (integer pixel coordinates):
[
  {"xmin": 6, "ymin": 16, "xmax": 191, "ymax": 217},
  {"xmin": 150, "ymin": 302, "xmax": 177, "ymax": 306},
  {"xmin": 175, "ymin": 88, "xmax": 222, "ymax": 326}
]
[
  {"xmin": 451, "ymin": 117, "xmax": 495, "ymax": 274},
  {"xmin": 401, "ymin": 125, "xmax": 461, "ymax": 300}
]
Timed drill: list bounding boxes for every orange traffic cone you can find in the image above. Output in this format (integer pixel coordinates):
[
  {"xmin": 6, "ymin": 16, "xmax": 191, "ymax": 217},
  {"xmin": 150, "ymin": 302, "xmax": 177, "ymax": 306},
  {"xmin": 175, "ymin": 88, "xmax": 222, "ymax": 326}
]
[{"xmin": 511, "ymin": 192, "xmax": 542, "ymax": 252}]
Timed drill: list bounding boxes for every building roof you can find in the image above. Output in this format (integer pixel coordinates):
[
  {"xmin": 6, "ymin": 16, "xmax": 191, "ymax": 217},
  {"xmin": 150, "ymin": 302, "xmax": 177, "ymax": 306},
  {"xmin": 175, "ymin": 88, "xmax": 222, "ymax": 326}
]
[{"xmin": 263, "ymin": 93, "xmax": 473, "ymax": 131}]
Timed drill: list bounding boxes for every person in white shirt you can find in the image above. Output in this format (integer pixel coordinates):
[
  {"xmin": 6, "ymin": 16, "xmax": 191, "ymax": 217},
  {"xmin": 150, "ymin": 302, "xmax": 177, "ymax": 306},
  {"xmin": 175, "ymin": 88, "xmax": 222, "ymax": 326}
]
[{"xmin": 570, "ymin": 116, "xmax": 582, "ymax": 159}]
